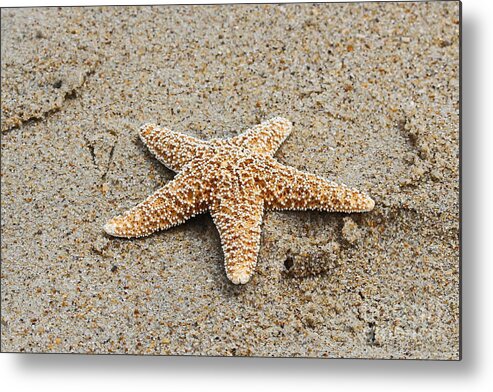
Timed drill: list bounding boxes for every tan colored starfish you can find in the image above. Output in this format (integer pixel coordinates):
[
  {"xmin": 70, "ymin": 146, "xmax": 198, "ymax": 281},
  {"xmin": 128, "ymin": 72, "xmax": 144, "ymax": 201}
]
[{"xmin": 104, "ymin": 117, "xmax": 374, "ymax": 284}]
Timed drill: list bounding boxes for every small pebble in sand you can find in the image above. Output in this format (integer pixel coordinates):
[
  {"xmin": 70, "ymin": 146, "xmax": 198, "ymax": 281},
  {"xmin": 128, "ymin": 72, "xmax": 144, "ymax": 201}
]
[{"xmin": 342, "ymin": 217, "xmax": 362, "ymax": 245}]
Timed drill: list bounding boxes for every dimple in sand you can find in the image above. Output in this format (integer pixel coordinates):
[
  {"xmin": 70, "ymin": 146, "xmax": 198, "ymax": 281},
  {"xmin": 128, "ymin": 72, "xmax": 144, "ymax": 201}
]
[{"xmin": 104, "ymin": 117, "xmax": 375, "ymax": 284}]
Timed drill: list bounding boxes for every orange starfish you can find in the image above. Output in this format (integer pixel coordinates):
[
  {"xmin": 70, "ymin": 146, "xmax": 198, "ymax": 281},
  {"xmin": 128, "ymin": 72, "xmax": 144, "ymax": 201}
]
[{"xmin": 104, "ymin": 117, "xmax": 374, "ymax": 284}]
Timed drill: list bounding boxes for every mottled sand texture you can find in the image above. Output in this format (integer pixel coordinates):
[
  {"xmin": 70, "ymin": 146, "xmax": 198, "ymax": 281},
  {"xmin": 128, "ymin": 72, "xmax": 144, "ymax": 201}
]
[{"xmin": 1, "ymin": 2, "xmax": 460, "ymax": 358}]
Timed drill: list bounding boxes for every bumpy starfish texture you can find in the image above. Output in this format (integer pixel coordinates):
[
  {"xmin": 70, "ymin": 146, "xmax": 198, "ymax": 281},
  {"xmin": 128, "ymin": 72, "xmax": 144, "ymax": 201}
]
[{"xmin": 104, "ymin": 117, "xmax": 375, "ymax": 284}]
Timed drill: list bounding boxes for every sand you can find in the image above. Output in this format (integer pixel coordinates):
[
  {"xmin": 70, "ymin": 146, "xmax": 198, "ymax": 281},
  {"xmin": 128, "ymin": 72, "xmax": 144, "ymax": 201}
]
[{"xmin": 0, "ymin": 2, "xmax": 460, "ymax": 359}]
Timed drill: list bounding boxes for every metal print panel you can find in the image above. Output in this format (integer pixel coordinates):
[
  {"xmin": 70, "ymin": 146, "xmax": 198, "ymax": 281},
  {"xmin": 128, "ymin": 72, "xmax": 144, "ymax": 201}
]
[{"xmin": 0, "ymin": 1, "xmax": 460, "ymax": 359}]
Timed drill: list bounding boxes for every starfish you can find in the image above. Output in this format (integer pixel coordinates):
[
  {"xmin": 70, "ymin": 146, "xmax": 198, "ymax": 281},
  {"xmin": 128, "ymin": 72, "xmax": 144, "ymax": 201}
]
[{"xmin": 104, "ymin": 117, "xmax": 375, "ymax": 284}]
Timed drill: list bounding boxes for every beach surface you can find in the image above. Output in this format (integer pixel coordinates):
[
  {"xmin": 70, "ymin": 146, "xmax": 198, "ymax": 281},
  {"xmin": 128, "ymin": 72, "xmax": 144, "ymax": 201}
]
[{"xmin": 1, "ymin": 2, "xmax": 460, "ymax": 358}]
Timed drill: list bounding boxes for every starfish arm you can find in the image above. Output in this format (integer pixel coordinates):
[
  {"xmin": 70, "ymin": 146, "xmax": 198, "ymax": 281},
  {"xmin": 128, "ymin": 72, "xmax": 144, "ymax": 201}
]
[
  {"xmin": 229, "ymin": 117, "xmax": 292, "ymax": 155},
  {"xmin": 263, "ymin": 161, "xmax": 375, "ymax": 213},
  {"xmin": 210, "ymin": 193, "xmax": 264, "ymax": 285},
  {"xmin": 139, "ymin": 123, "xmax": 210, "ymax": 172},
  {"xmin": 104, "ymin": 167, "xmax": 209, "ymax": 238}
]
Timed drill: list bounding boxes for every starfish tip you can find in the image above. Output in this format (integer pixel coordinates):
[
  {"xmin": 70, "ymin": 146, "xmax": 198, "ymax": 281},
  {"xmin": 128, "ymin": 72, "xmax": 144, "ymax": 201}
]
[
  {"xmin": 103, "ymin": 221, "xmax": 118, "ymax": 236},
  {"xmin": 229, "ymin": 270, "xmax": 252, "ymax": 285},
  {"xmin": 139, "ymin": 123, "xmax": 157, "ymax": 140}
]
